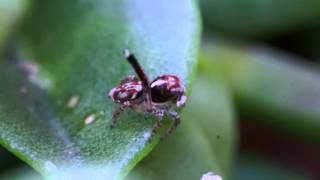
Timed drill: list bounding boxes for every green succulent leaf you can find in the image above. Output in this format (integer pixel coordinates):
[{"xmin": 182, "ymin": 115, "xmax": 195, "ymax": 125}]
[
  {"xmin": 0, "ymin": 0, "xmax": 29, "ymax": 47},
  {"xmin": 234, "ymin": 153, "xmax": 311, "ymax": 180},
  {"xmin": 201, "ymin": 39, "xmax": 320, "ymax": 144},
  {"xmin": 127, "ymin": 74, "xmax": 236, "ymax": 180},
  {"xmin": 200, "ymin": 0, "xmax": 320, "ymax": 38},
  {"xmin": 0, "ymin": 166, "xmax": 43, "ymax": 180},
  {"xmin": 0, "ymin": 0, "xmax": 201, "ymax": 179}
]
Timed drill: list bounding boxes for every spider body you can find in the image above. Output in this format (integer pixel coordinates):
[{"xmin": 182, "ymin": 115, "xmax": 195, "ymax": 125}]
[
  {"xmin": 108, "ymin": 49, "xmax": 187, "ymax": 138},
  {"xmin": 150, "ymin": 74, "xmax": 186, "ymax": 107},
  {"xmin": 108, "ymin": 76, "xmax": 143, "ymax": 106}
]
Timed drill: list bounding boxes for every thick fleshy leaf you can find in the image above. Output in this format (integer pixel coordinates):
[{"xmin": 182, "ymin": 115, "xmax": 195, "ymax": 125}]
[
  {"xmin": 201, "ymin": 39, "xmax": 320, "ymax": 144},
  {"xmin": 200, "ymin": 0, "xmax": 320, "ymax": 38},
  {"xmin": 233, "ymin": 153, "xmax": 311, "ymax": 180},
  {"xmin": 0, "ymin": 166, "xmax": 43, "ymax": 180},
  {"xmin": 0, "ymin": 0, "xmax": 29, "ymax": 47},
  {"xmin": 0, "ymin": 0, "xmax": 200, "ymax": 179},
  {"xmin": 127, "ymin": 74, "xmax": 236, "ymax": 180},
  {"xmin": 0, "ymin": 146, "xmax": 20, "ymax": 174}
]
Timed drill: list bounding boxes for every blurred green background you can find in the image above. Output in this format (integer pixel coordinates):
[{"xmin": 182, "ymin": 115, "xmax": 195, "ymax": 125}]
[{"xmin": 0, "ymin": 0, "xmax": 320, "ymax": 179}]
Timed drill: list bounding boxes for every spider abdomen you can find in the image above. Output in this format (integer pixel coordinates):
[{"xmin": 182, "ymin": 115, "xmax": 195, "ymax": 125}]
[{"xmin": 108, "ymin": 81, "xmax": 143, "ymax": 104}]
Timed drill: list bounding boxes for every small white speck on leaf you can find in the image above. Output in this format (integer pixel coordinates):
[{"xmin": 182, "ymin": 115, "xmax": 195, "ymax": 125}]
[
  {"xmin": 143, "ymin": 132, "xmax": 151, "ymax": 140},
  {"xmin": 67, "ymin": 95, "xmax": 79, "ymax": 108},
  {"xmin": 201, "ymin": 172, "xmax": 222, "ymax": 180},
  {"xmin": 84, "ymin": 114, "xmax": 96, "ymax": 125}
]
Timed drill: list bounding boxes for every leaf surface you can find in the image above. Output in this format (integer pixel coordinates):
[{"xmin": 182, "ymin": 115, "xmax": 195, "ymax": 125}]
[
  {"xmin": 202, "ymin": 40, "xmax": 320, "ymax": 144},
  {"xmin": 0, "ymin": 0, "xmax": 201, "ymax": 179}
]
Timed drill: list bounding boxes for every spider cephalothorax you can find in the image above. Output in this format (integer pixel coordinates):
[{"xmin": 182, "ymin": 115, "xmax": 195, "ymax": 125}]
[
  {"xmin": 151, "ymin": 74, "xmax": 187, "ymax": 107},
  {"xmin": 108, "ymin": 49, "xmax": 187, "ymax": 137}
]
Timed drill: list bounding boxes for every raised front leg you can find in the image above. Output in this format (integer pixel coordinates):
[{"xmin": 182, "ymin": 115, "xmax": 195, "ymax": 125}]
[{"xmin": 109, "ymin": 104, "xmax": 128, "ymax": 128}]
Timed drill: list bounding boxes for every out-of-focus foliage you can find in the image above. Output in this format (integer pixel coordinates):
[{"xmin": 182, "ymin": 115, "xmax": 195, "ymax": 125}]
[
  {"xmin": 200, "ymin": 0, "xmax": 320, "ymax": 38},
  {"xmin": 201, "ymin": 40, "xmax": 320, "ymax": 144},
  {"xmin": 0, "ymin": 0, "xmax": 29, "ymax": 47},
  {"xmin": 233, "ymin": 153, "xmax": 311, "ymax": 180}
]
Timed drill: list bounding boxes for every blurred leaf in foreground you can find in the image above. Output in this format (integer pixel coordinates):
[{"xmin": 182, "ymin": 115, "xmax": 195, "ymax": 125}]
[
  {"xmin": 201, "ymin": 39, "xmax": 320, "ymax": 144},
  {"xmin": 0, "ymin": 0, "xmax": 201, "ymax": 179},
  {"xmin": 0, "ymin": 0, "xmax": 29, "ymax": 47}
]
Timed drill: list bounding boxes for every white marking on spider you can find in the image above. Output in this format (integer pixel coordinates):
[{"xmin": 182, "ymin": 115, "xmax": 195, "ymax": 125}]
[
  {"xmin": 131, "ymin": 91, "xmax": 140, "ymax": 99},
  {"xmin": 168, "ymin": 76, "xmax": 176, "ymax": 82},
  {"xmin": 171, "ymin": 88, "xmax": 181, "ymax": 92},
  {"xmin": 108, "ymin": 88, "xmax": 117, "ymax": 100},
  {"xmin": 133, "ymin": 84, "xmax": 143, "ymax": 91},
  {"xmin": 118, "ymin": 91, "xmax": 128, "ymax": 99},
  {"xmin": 150, "ymin": 79, "xmax": 167, "ymax": 88}
]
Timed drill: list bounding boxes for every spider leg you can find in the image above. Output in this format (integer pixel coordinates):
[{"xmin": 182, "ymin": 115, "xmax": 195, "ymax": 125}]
[
  {"xmin": 123, "ymin": 49, "xmax": 152, "ymax": 112},
  {"xmin": 150, "ymin": 108, "xmax": 165, "ymax": 137},
  {"xmin": 165, "ymin": 110, "xmax": 181, "ymax": 136},
  {"xmin": 176, "ymin": 94, "xmax": 187, "ymax": 108},
  {"xmin": 109, "ymin": 104, "xmax": 128, "ymax": 128}
]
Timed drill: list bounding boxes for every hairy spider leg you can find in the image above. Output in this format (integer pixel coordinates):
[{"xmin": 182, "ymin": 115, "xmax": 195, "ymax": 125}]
[
  {"xmin": 109, "ymin": 104, "xmax": 128, "ymax": 128},
  {"xmin": 150, "ymin": 108, "xmax": 166, "ymax": 138},
  {"xmin": 166, "ymin": 110, "xmax": 181, "ymax": 136}
]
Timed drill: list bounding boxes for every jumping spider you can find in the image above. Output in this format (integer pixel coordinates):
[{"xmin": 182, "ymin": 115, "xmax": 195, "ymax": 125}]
[{"xmin": 108, "ymin": 49, "xmax": 187, "ymax": 138}]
